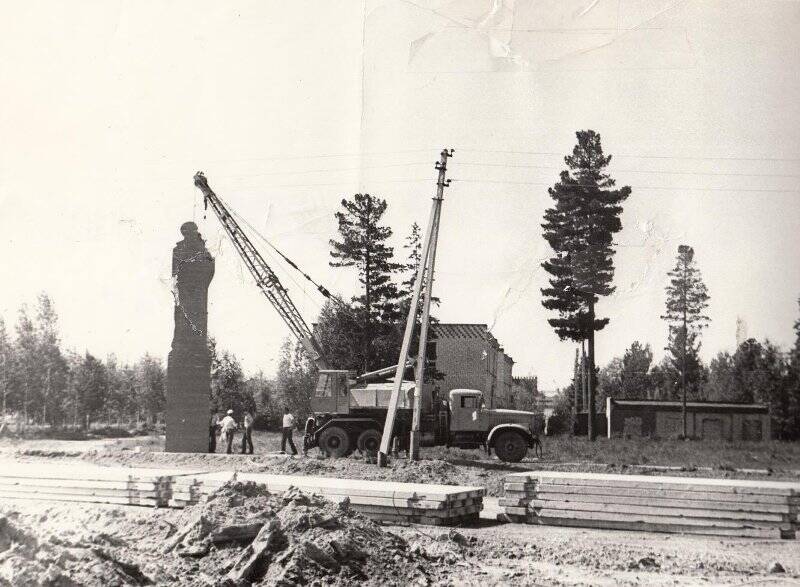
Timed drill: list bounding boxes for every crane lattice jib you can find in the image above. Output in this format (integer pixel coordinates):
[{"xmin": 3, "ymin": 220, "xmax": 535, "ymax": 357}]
[{"xmin": 193, "ymin": 172, "xmax": 325, "ymax": 365}]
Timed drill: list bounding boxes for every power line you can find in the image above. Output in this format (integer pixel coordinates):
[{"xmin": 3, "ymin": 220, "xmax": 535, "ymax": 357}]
[
  {"xmin": 214, "ymin": 192, "xmax": 355, "ymax": 314},
  {"xmin": 458, "ymin": 148, "xmax": 800, "ymax": 164},
  {"xmin": 204, "ymin": 191, "xmax": 325, "ymax": 313},
  {"xmin": 184, "ymin": 148, "xmax": 439, "ymax": 165},
  {"xmin": 454, "ymin": 161, "xmax": 800, "ymax": 180},
  {"xmin": 451, "ymin": 178, "xmax": 800, "ymax": 193},
  {"xmin": 223, "ymin": 177, "xmax": 435, "ymax": 188},
  {"xmin": 230, "ymin": 161, "xmax": 431, "ymax": 179}
]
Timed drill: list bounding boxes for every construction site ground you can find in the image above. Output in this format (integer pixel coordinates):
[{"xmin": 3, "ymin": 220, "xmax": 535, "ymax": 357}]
[{"xmin": 1, "ymin": 431, "xmax": 799, "ymax": 585}]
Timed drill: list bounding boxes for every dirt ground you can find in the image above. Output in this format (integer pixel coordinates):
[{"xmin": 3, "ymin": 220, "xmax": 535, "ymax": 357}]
[
  {"xmin": 2, "ymin": 490, "xmax": 799, "ymax": 586},
  {"xmin": 1, "ymin": 433, "xmax": 799, "ymax": 585},
  {"xmin": 3, "ymin": 431, "xmax": 798, "ymax": 499}
]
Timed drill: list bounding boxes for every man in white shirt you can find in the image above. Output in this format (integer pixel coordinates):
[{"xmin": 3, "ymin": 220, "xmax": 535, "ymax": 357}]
[
  {"xmin": 219, "ymin": 409, "xmax": 238, "ymax": 454},
  {"xmin": 281, "ymin": 410, "xmax": 297, "ymax": 455}
]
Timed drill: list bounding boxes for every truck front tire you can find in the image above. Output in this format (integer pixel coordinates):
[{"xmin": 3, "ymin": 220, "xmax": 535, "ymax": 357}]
[
  {"xmin": 318, "ymin": 426, "xmax": 351, "ymax": 458},
  {"xmin": 494, "ymin": 430, "xmax": 527, "ymax": 463}
]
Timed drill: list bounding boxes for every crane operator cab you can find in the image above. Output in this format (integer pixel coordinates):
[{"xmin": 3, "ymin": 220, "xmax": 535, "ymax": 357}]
[{"xmin": 311, "ymin": 370, "xmax": 351, "ymax": 415}]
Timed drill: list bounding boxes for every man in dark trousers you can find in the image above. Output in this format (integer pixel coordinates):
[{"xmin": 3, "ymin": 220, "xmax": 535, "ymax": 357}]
[
  {"xmin": 219, "ymin": 409, "xmax": 238, "ymax": 454},
  {"xmin": 281, "ymin": 409, "xmax": 298, "ymax": 456},
  {"xmin": 241, "ymin": 411, "xmax": 254, "ymax": 455},
  {"xmin": 209, "ymin": 412, "xmax": 220, "ymax": 453}
]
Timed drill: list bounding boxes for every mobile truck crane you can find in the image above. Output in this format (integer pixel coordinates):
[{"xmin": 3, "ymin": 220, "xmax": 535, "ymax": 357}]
[{"xmin": 193, "ymin": 171, "xmax": 540, "ymax": 463}]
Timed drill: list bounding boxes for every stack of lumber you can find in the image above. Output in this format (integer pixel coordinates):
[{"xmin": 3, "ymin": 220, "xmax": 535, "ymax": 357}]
[
  {"xmin": 0, "ymin": 461, "xmax": 180, "ymax": 507},
  {"xmin": 168, "ymin": 471, "xmax": 484, "ymax": 526},
  {"xmin": 168, "ymin": 471, "xmax": 236, "ymax": 507},
  {"xmin": 500, "ymin": 471, "xmax": 799, "ymax": 539}
]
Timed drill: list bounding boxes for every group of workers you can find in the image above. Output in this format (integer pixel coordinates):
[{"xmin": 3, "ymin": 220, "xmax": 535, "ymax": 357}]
[{"xmin": 209, "ymin": 408, "xmax": 298, "ymax": 456}]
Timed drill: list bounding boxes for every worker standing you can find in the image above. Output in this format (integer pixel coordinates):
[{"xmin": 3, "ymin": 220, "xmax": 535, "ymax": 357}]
[
  {"xmin": 219, "ymin": 409, "xmax": 238, "ymax": 454},
  {"xmin": 281, "ymin": 409, "xmax": 298, "ymax": 456},
  {"xmin": 209, "ymin": 412, "xmax": 220, "ymax": 453},
  {"xmin": 241, "ymin": 411, "xmax": 255, "ymax": 455}
]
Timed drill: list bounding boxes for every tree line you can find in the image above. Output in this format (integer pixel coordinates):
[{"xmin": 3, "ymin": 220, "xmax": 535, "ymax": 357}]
[
  {"xmin": 540, "ymin": 130, "xmax": 800, "ymax": 440},
  {"xmin": 556, "ymin": 311, "xmax": 800, "ymax": 440},
  {"xmin": 0, "ymin": 293, "xmax": 165, "ymax": 430}
]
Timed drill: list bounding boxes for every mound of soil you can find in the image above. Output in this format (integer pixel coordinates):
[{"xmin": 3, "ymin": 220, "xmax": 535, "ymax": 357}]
[
  {"xmin": 168, "ymin": 481, "xmax": 432, "ymax": 585},
  {"xmin": 2, "ymin": 482, "xmax": 467, "ymax": 586}
]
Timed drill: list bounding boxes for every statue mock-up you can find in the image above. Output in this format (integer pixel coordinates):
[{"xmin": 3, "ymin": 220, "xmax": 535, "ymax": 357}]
[{"xmin": 166, "ymin": 221, "xmax": 215, "ymax": 452}]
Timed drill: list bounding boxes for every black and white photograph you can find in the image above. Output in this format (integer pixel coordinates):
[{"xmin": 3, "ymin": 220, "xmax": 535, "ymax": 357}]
[{"xmin": 1, "ymin": 1, "xmax": 799, "ymax": 585}]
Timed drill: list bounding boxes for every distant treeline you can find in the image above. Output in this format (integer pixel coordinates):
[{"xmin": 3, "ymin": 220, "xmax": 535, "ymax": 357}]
[
  {"xmin": 0, "ymin": 293, "xmax": 299, "ymax": 431},
  {"xmin": 549, "ymin": 319, "xmax": 800, "ymax": 440}
]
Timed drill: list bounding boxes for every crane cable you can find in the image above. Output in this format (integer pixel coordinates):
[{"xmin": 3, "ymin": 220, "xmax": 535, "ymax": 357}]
[{"xmin": 207, "ymin": 191, "xmax": 348, "ymax": 310}]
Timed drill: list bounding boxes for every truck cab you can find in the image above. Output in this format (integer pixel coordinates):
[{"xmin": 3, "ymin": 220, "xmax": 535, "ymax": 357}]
[
  {"xmin": 448, "ymin": 389, "xmax": 486, "ymax": 433},
  {"xmin": 448, "ymin": 388, "xmax": 539, "ymax": 462}
]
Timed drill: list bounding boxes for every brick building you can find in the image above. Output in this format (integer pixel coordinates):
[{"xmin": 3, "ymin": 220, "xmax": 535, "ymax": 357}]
[
  {"xmin": 428, "ymin": 323, "xmax": 514, "ymax": 408},
  {"xmin": 605, "ymin": 398, "xmax": 771, "ymax": 441}
]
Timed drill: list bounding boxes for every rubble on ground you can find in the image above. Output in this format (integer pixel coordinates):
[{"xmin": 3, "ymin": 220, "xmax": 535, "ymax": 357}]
[{"xmin": 1, "ymin": 482, "xmax": 471, "ymax": 586}]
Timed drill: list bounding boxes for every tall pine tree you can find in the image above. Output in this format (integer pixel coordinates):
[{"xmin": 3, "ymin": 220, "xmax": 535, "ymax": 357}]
[
  {"xmin": 661, "ymin": 244, "xmax": 710, "ymax": 437},
  {"xmin": 541, "ymin": 130, "xmax": 630, "ymax": 440},
  {"xmin": 329, "ymin": 193, "xmax": 401, "ymax": 372}
]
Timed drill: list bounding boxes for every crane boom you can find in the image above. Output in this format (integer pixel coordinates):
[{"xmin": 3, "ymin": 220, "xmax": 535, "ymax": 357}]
[{"xmin": 193, "ymin": 172, "xmax": 329, "ymax": 370}]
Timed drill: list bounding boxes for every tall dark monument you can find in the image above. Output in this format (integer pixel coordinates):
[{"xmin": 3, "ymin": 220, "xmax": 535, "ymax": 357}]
[{"xmin": 166, "ymin": 221, "xmax": 215, "ymax": 452}]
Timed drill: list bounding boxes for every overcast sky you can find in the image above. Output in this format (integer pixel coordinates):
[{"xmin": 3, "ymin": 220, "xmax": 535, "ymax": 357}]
[{"xmin": 1, "ymin": 0, "xmax": 799, "ymax": 390}]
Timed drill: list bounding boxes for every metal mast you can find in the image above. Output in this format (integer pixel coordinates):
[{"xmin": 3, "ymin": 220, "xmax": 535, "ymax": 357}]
[{"xmin": 192, "ymin": 172, "xmax": 328, "ymax": 370}]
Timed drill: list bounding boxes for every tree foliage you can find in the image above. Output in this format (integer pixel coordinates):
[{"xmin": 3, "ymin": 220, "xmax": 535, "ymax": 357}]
[
  {"xmin": 313, "ymin": 299, "xmax": 365, "ymax": 372},
  {"xmin": 274, "ymin": 338, "xmax": 317, "ymax": 422},
  {"xmin": 134, "ymin": 354, "xmax": 165, "ymax": 424},
  {"xmin": 620, "ymin": 341, "xmax": 654, "ymax": 399},
  {"xmin": 208, "ymin": 338, "xmax": 253, "ymax": 418},
  {"xmin": 661, "ymin": 245, "xmax": 710, "ymax": 394},
  {"xmin": 71, "ymin": 352, "xmax": 107, "ymax": 429},
  {"xmin": 541, "ymin": 130, "xmax": 631, "ymax": 340},
  {"xmin": 0, "ymin": 318, "xmax": 15, "ymax": 419},
  {"xmin": 329, "ymin": 193, "xmax": 402, "ymax": 371}
]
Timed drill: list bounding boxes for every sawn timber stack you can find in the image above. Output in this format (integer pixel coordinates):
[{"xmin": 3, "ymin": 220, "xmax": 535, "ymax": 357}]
[
  {"xmin": 500, "ymin": 470, "xmax": 799, "ymax": 539},
  {"xmin": 0, "ymin": 462, "xmax": 182, "ymax": 507},
  {"xmin": 170, "ymin": 471, "xmax": 484, "ymax": 526}
]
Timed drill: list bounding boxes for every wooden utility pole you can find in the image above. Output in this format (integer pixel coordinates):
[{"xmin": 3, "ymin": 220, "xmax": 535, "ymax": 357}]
[
  {"xmin": 409, "ymin": 150, "xmax": 450, "ymax": 460},
  {"xmin": 378, "ymin": 148, "xmax": 453, "ymax": 467}
]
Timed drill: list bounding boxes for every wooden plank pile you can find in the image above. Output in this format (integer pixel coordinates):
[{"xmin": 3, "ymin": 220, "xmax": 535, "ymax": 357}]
[
  {"xmin": 0, "ymin": 462, "xmax": 182, "ymax": 507},
  {"xmin": 168, "ymin": 471, "xmax": 236, "ymax": 507},
  {"xmin": 238, "ymin": 473, "xmax": 484, "ymax": 526},
  {"xmin": 167, "ymin": 471, "xmax": 484, "ymax": 526},
  {"xmin": 501, "ymin": 471, "xmax": 799, "ymax": 539}
]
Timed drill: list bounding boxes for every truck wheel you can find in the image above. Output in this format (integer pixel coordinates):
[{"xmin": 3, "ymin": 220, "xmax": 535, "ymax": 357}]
[
  {"xmin": 357, "ymin": 429, "xmax": 382, "ymax": 453},
  {"xmin": 319, "ymin": 426, "xmax": 351, "ymax": 458},
  {"xmin": 494, "ymin": 430, "xmax": 527, "ymax": 463}
]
